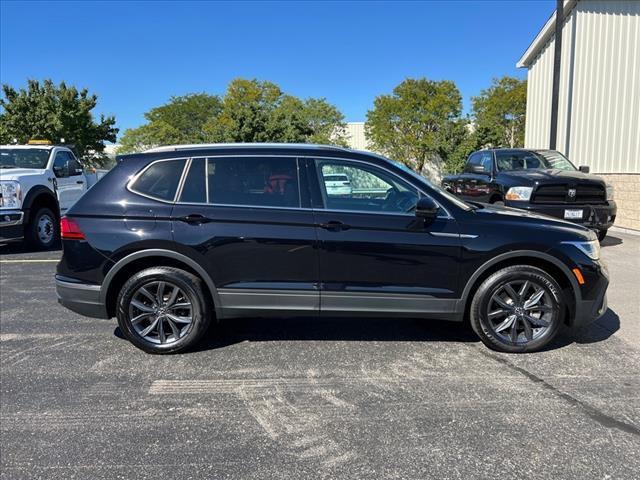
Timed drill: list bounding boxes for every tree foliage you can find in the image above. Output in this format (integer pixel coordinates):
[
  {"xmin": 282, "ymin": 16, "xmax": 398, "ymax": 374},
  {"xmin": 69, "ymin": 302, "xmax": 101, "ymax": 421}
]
[
  {"xmin": 365, "ymin": 78, "xmax": 464, "ymax": 173},
  {"xmin": 472, "ymin": 76, "xmax": 527, "ymax": 148},
  {"xmin": 0, "ymin": 79, "xmax": 118, "ymax": 167},
  {"xmin": 118, "ymin": 79, "xmax": 347, "ymax": 153}
]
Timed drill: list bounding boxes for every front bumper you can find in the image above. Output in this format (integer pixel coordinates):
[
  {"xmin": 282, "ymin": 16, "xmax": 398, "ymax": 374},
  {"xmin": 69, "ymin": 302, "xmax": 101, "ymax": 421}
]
[
  {"xmin": 506, "ymin": 200, "xmax": 616, "ymax": 231},
  {"xmin": 0, "ymin": 210, "xmax": 24, "ymax": 242},
  {"xmin": 572, "ymin": 259, "xmax": 610, "ymax": 327},
  {"xmin": 55, "ymin": 275, "xmax": 109, "ymax": 319}
]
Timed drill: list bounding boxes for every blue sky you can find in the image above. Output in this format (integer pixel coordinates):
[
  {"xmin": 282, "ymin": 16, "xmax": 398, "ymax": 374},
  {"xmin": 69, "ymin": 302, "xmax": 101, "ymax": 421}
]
[{"xmin": 1, "ymin": 0, "xmax": 553, "ymax": 138}]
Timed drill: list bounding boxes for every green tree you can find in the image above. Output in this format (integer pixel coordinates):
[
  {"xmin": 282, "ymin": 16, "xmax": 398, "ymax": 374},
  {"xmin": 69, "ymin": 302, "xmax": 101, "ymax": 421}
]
[
  {"xmin": 472, "ymin": 76, "xmax": 527, "ymax": 148},
  {"xmin": 0, "ymin": 79, "xmax": 118, "ymax": 167},
  {"xmin": 118, "ymin": 93, "xmax": 222, "ymax": 153},
  {"xmin": 118, "ymin": 78, "xmax": 347, "ymax": 153},
  {"xmin": 365, "ymin": 78, "xmax": 463, "ymax": 173}
]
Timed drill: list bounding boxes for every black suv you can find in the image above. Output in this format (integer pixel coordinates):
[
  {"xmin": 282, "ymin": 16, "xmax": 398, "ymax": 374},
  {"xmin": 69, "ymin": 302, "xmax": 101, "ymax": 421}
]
[
  {"xmin": 55, "ymin": 144, "xmax": 609, "ymax": 354},
  {"xmin": 442, "ymin": 149, "xmax": 616, "ymax": 240}
]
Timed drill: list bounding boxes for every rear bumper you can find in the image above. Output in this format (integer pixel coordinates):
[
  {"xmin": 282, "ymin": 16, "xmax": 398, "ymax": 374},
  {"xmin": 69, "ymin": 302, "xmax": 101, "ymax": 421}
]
[
  {"xmin": 506, "ymin": 201, "xmax": 616, "ymax": 231},
  {"xmin": 55, "ymin": 275, "xmax": 109, "ymax": 319},
  {"xmin": 0, "ymin": 210, "xmax": 24, "ymax": 242}
]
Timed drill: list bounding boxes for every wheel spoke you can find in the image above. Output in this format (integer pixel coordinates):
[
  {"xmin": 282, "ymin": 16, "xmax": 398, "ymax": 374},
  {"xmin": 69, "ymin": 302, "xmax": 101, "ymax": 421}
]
[
  {"xmin": 156, "ymin": 281, "xmax": 166, "ymax": 304},
  {"xmin": 167, "ymin": 319, "xmax": 181, "ymax": 338},
  {"xmin": 131, "ymin": 312, "xmax": 153, "ymax": 324},
  {"xmin": 524, "ymin": 289, "xmax": 545, "ymax": 309},
  {"xmin": 522, "ymin": 316, "xmax": 533, "ymax": 340},
  {"xmin": 524, "ymin": 314, "xmax": 550, "ymax": 328},
  {"xmin": 168, "ymin": 302, "xmax": 191, "ymax": 310},
  {"xmin": 166, "ymin": 286, "xmax": 180, "ymax": 307},
  {"xmin": 159, "ymin": 318, "xmax": 167, "ymax": 343},
  {"xmin": 518, "ymin": 281, "xmax": 530, "ymax": 301},
  {"xmin": 503, "ymin": 284, "xmax": 519, "ymax": 304},
  {"xmin": 494, "ymin": 314, "xmax": 516, "ymax": 333},
  {"xmin": 131, "ymin": 299, "xmax": 154, "ymax": 313},
  {"xmin": 510, "ymin": 317, "xmax": 519, "ymax": 342},
  {"xmin": 138, "ymin": 287, "xmax": 156, "ymax": 304},
  {"xmin": 488, "ymin": 309, "xmax": 508, "ymax": 319},
  {"xmin": 492, "ymin": 295, "xmax": 513, "ymax": 310},
  {"xmin": 140, "ymin": 317, "xmax": 159, "ymax": 337},
  {"xmin": 166, "ymin": 313, "xmax": 192, "ymax": 324},
  {"xmin": 528, "ymin": 304, "xmax": 553, "ymax": 313}
]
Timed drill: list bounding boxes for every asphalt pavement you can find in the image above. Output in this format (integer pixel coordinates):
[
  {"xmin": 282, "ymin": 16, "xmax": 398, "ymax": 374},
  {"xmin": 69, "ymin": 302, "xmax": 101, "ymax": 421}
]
[{"xmin": 1, "ymin": 233, "xmax": 639, "ymax": 479}]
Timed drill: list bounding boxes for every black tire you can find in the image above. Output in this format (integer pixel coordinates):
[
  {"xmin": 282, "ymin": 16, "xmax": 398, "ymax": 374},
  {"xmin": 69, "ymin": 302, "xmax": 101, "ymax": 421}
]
[
  {"xmin": 116, "ymin": 267, "xmax": 212, "ymax": 354},
  {"xmin": 470, "ymin": 265, "xmax": 564, "ymax": 353},
  {"xmin": 25, "ymin": 207, "xmax": 57, "ymax": 250},
  {"xmin": 597, "ymin": 229, "xmax": 608, "ymax": 242}
]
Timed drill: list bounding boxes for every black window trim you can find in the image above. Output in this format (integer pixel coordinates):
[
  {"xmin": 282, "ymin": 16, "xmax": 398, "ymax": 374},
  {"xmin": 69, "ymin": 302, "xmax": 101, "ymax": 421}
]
[
  {"xmin": 127, "ymin": 154, "xmax": 452, "ymax": 219},
  {"xmin": 127, "ymin": 157, "xmax": 190, "ymax": 203}
]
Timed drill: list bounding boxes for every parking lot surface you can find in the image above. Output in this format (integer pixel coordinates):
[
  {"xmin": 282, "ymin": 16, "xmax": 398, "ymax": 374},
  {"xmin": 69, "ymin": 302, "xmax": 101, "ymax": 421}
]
[{"xmin": 1, "ymin": 233, "xmax": 639, "ymax": 479}]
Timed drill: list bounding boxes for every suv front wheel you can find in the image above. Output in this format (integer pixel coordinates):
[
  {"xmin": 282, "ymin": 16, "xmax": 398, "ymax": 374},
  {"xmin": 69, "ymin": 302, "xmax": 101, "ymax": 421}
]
[
  {"xmin": 470, "ymin": 266, "xmax": 564, "ymax": 353},
  {"xmin": 116, "ymin": 267, "xmax": 212, "ymax": 354}
]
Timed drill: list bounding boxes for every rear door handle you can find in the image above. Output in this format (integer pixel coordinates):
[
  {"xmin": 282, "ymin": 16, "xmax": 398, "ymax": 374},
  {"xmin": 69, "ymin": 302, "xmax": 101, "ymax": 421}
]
[
  {"xmin": 76, "ymin": 180, "xmax": 84, "ymax": 184},
  {"xmin": 178, "ymin": 214, "xmax": 212, "ymax": 225},
  {"xmin": 319, "ymin": 221, "xmax": 350, "ymax": 232}
]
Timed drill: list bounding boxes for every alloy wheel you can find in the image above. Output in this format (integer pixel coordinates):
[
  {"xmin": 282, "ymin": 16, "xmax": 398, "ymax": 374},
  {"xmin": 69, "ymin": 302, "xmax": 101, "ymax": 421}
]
[
  {"xmin": 128, "ymin": 281, "xmax": 193, "ymax": 345},
  {"xmin": 486, "ymin": 279, "xmax": 557, "ymax": 345}
]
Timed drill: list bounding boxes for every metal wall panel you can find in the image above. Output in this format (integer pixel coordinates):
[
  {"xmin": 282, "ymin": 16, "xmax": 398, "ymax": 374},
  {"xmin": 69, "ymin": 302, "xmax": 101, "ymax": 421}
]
[{"xmin": 524, "ymin": 0, "xmax": 640, "ymax": 174}]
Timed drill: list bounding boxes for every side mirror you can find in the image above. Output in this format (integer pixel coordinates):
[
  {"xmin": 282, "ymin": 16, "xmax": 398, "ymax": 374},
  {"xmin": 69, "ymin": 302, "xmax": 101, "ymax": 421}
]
[
  {"xmin": 468, "ymin": 164, "xmax": 489, "ymax": 175},
  {"xmin": 579, "ymin": 165, "xmax": 590, "ymax": 173},
  {"xmin": 53, "ymin": 165, "xmax": 67, "ymax": 178},
  {"xmin": 415, "ymin": 196, "xmax": 439, "ymax": 221}
]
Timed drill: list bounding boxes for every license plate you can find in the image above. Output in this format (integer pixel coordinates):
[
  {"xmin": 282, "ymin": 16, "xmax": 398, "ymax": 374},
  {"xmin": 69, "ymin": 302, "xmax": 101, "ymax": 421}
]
[{"xmin": 564, "ymin": 209, "xmax": 583, "ymax": 220}]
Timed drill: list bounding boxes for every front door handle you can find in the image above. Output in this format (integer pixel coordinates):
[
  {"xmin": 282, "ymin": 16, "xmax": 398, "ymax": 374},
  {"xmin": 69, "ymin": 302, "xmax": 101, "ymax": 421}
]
[
  {"xmin": 319, "ymin": 220, "xmax": 350, "ymax": 232},
  {"xmin": 178, "ymin": 214, "xmax": 212, "ymax": 225},
  {"xmin": 76, "ymin": 180, "xmax": 84, "ymax": 184}
]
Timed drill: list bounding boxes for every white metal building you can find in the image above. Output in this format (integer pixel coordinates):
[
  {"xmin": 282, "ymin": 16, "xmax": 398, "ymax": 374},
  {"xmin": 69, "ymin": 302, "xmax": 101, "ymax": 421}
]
[{"xmin": 518, "ymin": 0, "xmax": 640, "ymax": 231}]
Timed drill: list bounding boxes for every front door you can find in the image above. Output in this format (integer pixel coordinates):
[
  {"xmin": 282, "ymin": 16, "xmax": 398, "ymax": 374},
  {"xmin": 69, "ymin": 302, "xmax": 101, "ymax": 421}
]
[
  {"xmin": 171, "ymin": 155, "xmax": 319, "ymax": 317},
  {"xmin": 52, "ymin": 150, "xmax": 86, "ymax": 212},
  {"xmin": 309, "ymin": 158, "xmax": 462, "ymax": 317}
]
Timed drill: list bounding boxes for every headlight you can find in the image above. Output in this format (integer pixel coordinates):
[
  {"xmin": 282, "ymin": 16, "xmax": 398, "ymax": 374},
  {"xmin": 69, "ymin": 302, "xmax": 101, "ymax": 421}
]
[
  {"xmin": 505, "ymin": 186, "xmax": 533, "ymax": 201},
  {"xmin": 606, "ymin": 184, "xmax": 614, "ymax": 201},
  {"xmin": 0, "ymin": 181, "xmax": 21, "ymax": 208},
  {"xmin": 562, "ymin": 239, "xmax": 600, "ymax": 260}
]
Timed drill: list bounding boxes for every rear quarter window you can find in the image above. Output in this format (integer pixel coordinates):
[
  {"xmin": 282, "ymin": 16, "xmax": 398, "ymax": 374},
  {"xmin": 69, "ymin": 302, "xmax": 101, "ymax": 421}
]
[{"xmin": 130, "ymin": 159, "xmax": 186, "ymax": 201}]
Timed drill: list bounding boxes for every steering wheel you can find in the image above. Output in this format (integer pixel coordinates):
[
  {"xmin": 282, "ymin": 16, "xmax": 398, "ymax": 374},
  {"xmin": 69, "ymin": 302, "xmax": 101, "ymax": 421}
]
[{"xmin": 383, "ymin": 188, "xmax": 417, "ymax": 212}]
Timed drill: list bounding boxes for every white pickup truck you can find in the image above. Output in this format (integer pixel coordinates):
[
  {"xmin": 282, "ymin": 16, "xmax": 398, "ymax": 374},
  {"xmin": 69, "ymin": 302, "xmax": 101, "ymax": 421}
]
[{"xmin": 0, "ymin": 142, "xmax": 106, "ymax": 249}]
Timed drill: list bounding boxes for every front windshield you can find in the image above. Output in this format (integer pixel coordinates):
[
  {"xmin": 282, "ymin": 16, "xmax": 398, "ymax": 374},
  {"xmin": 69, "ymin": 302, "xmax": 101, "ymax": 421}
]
[
  {"xmin": 496, "ymin": 150, "xmax": 577, "ymax": 172},
  {"xmin": 0, "ymin": 148, "xmax": 50, "ymax": 169},
  {"xmin": 389, "ymin": 158, "xmax": 474, "ymax": 211}
]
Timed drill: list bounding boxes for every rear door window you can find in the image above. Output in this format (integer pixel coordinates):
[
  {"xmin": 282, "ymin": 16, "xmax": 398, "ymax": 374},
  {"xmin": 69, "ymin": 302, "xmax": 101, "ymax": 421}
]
[{"xmin": 130, "ymin": 159, "xmax": 187, "ymax": 201}]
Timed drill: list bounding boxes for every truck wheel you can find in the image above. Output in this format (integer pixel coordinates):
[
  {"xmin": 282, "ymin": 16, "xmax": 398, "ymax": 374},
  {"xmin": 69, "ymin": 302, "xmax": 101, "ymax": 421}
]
[
  {"xmin": 25, "ymin": 207, "xmax": 58, "ymax": 250},
  {"xmin": 597, "ymin": 229, "xmax": 608, "ymax": 242}
]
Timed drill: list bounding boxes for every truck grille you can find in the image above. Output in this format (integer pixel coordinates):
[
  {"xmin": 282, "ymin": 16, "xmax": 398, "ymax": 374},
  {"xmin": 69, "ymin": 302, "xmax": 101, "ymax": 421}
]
[{"xmin": 532, "ymin": 184, "xmax": 606, "ymax": 204}]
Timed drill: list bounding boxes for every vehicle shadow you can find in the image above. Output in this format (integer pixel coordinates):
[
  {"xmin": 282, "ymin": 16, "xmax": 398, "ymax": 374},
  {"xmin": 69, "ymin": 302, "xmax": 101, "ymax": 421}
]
[
  {"xmin": 600, "ymin": 235, "xmax": 623, "ymax": 247},
  {"xmin": 544, "ymin": 308, "xmax": 620, "ymax": 350},
  {"xmin": 0, "ymin": 241, "xmax": 61, "ymax": 256},
  {"xmin": 112, "ymin": 310, "xmax": 620, "ymax": 353}
]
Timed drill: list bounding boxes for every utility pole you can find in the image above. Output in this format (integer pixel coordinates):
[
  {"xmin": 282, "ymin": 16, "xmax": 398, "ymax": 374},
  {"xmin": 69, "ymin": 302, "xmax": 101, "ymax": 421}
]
[{"xmin": 549, "ymin": 0, "xmax": 564, "ymax": 150}]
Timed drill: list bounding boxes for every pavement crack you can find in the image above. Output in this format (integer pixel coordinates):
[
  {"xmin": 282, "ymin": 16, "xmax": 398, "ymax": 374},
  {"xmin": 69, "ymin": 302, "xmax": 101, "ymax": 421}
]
[{"xmin": 477, "ymin": 347, "xmax": 640, "ymax": 437}]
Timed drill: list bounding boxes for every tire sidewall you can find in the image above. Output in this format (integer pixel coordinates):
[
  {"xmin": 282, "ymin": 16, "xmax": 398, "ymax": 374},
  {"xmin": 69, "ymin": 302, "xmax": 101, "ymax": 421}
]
[
  {"xmin": 471, "ymin": 266, "xmax": 564, "ymax": 353},
  {"xmin": 116, "ymin": 268, "xmax": 208, "ymax": 354}
]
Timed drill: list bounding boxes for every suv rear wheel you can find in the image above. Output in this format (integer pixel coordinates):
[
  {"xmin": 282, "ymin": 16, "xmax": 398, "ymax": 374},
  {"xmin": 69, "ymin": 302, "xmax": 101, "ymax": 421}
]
[
  {"xmin": 470, "ymin": 266, "xmax": 564, "ymax": 353},
  {"xmin": 116, "ymin": 267, "xmax": 211, "ymax": 354}
]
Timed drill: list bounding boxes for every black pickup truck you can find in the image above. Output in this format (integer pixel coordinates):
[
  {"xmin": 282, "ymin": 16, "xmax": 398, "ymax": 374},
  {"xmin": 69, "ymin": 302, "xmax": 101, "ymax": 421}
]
[{"xmin": 442, "ymin": 148, "xmax": 616, "ymax": 241}]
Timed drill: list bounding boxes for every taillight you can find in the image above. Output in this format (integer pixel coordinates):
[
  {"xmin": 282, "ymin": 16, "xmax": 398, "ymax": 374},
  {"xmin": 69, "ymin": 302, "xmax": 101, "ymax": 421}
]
[{"xmin": 60, "ymin": 216, "xmax": 85, "ymax": 240}]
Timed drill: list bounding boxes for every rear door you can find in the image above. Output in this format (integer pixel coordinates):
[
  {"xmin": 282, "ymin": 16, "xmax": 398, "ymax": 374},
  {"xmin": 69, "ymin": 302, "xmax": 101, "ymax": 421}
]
[
  {"xmin": 52, "ymin": 150, "xmax": 86, "ymax": 212},
  {"xmin": 171, "ymin": 155, "xmax": 320, "ymax": 317},
  {"xmin": 308, "ymin": 157, "xmax": 461, "ymax": 317}
]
